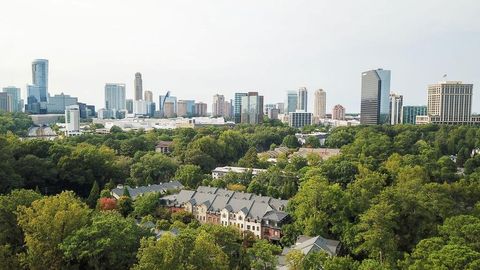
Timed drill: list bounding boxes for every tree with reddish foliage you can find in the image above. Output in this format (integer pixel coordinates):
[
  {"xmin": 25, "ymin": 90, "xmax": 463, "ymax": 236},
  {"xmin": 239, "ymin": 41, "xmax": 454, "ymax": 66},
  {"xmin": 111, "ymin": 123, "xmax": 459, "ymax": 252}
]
[{"xmin": 98, "ymin": 197, "xmax": 117, "ymax": 211}]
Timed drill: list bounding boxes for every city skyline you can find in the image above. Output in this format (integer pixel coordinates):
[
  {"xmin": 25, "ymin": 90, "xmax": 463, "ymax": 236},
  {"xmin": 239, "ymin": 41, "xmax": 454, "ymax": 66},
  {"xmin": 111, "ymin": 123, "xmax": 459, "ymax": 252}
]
[{"xmin": 1, "ymin": 1, "xmax": 479, "ymax": 112}]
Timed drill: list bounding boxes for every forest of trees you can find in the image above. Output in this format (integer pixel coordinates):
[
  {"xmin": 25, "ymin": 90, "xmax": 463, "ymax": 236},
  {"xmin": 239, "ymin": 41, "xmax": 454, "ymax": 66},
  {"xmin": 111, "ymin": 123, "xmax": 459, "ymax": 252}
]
[{"xmin": 1, "ymin": 112, "xmax": 480, "ymax": 269}]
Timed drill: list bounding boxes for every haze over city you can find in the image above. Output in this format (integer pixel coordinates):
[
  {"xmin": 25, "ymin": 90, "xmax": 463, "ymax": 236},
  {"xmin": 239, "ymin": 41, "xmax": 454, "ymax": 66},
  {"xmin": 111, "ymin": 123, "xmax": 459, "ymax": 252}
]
[{"xmin": 1, "ymin": 0, "xmax": 480, "ymax": 112}]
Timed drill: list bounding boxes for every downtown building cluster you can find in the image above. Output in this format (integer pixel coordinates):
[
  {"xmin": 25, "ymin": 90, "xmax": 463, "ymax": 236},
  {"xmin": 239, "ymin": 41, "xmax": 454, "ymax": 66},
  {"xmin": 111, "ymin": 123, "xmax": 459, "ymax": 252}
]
[{"xmin": 2, "ymin": 59, "xmax": 478, "ymax": 129}]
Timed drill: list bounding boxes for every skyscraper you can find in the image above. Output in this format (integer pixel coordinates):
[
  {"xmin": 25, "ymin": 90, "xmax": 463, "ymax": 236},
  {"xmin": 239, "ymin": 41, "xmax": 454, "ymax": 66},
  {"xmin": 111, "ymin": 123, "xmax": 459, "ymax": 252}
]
[
  {"xmin": 126, "ymin": 99, "xmax": 134, "ymax": 114},
  {"xmin": 2, "ymin": 87, "xmax": 21, "ymax": 112},
  {"xmin": 195, "ymin": 102, "xmax": 207, "ymax": 117},
  {"xmin": 27, "ymin": 59, "xmax": 49, "ymax": 114},
  {"xmin": 65, "ymin": 105, "xmax": 80, "ymax": 136},
  {"xmin": 159, "ymin": 94, "xmax": 177, "ymax": 117},
  {"xmin": 212, "ymin": 94, "xmax": 226, "ymax": 117},
  {"xmin": 297, "ymin": 87, "xmax": 308, "ymax": 112},
  {"xmin": 332, "ymin": 104, "xmax": 346, "ymax": 120},
  {"xmin": 389, "ymin": 92, "xmax": 403, "ymax": 125},
  {"xmin": 286, "ymin": 91, "xmax": 298, "ymax": 113},
  {"xmin": 360, "ymin": 69, "xmax": 391, "ymax": 125},
  {"xmin": 402, "ymin": 106, "xmax": 427, "ymax": 124},
  {"xmin": 144, "ymin": 90, "xmax": 153, "ymax": 102},
  {"xmin": 234, "ymin": 93, "xmax": 248, "ymax": 123},
  {"xmin": 241, "ymin": 92, "xmax": 264, "ymax": 124},
  {"xmin": 134, "ymin": 73, "xmax": 143, "ymax": 101},
  {"xmin": 427, "ymin": 81, "xmax": 473, "ymax": 124},
  {"xmin": 177, "ymin": 100, "xmax": 188, "ymax": 117},
  {"xmin": 46, "ymin": 93, "xmax": 78, "ymax": 114},
  {"xmin": 105, "ymin": 83, "xmax": 126, "ymax": 111},
  {"xmin": 314, "ymin": 89, "xmax": 326, "ymax": 118},
  {"xmin": 0, "ymin": 93, "xmax": 13, "ymax": 112}
]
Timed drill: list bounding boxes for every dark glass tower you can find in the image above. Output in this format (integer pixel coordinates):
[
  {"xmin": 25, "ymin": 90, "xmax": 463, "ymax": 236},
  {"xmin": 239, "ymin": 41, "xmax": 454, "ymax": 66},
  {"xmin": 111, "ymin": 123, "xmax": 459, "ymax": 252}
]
[{"xmin": 360, "ymin": 69, "xmax": 391, "ymax": 125}]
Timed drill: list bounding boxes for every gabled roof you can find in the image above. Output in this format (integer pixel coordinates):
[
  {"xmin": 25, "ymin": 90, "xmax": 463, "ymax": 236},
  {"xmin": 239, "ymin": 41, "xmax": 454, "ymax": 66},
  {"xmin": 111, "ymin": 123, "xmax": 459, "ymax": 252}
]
[
  {"xmin": 263, "ymin": 210, "xmax": 288, "ymax": 222},
  {"xmin": 293, "ymin": 236, "xmax": 340, "ymax": 256},
  {"xmin": 111, "ymin": 181, "xmax": 184, "ymax": 200}
]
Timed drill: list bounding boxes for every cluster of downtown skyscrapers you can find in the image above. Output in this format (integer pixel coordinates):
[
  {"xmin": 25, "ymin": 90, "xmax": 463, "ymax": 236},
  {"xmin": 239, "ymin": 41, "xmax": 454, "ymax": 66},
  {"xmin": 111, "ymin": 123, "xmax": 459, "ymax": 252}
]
[{"xmin": 1, "ymin": 59, "xmax": 476, "ymax": 128}]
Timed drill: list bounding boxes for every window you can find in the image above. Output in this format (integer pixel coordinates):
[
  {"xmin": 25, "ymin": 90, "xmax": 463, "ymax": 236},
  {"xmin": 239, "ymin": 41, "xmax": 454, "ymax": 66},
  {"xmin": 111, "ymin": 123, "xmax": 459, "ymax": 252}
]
[
  {"xmin": 257, "ymin": 226, "xmax": 260, "ymax": 231},
  {"xmin": 238, "ymin": 216, "xmax": 242, "ymax": 221},
  {"xmin": 247, "ymin": 225, "xmax": 250, "ymax": 230},
  {"xmin": 241, "ymin": 224, "xmax": 243, "ymax": 229}
]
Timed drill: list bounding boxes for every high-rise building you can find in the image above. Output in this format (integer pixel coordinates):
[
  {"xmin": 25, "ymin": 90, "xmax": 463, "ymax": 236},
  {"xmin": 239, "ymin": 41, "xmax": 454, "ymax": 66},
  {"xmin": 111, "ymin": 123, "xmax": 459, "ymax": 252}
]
[
  {"xmin": 177, "ymin": 100, "xmax": 188, "ymax": 117},
  {"xmin": 241, "ymin": 92, "xmax": 264, "ymax": 124},
  {"xmin": 360, "ymin": 69, "xmax": 391, "ymax": 125},
  {"xmin": 427, "ymin": 81, "xmax": 473, "ymax": 124},
  {"xmin": 126, "ymin": 99, "xmax": 134, "ymax": 114},
  {"xmin": 297, "ymin": 87, "xmax": 308, "ymax": 112},
  {"xmin": 26, "ymin": 59, "xmax": 49, "ymax": 114},
  {"xmin": 144, "ymin": 90, "xmax": 153, "ymax": 102},
  {"xmin": 212, "ymin": 94, "xmax": 226, "ymax": 117},
  {"xmin": 267, "ymin": 108, "xmax": 279, "ymax": 120},
  {"xmin": 65, "ymin": 104, "xmax": 80, "ymax": 136},
  {"xmin": 134, "ymin": 73, "xmax": 143, "ymax": 101},
  {"xmin": 389, "ymin": 92, "xmax": 403, "ymax": 125},
  {"xmin": 182, "ymin": 100, "xmax": 195, "ymax": 116},
  {"xmin": 46, "ymin": 93, "xmax": 78, "ymax": 113},
  {"xmin": 164, "ymin": 102, "xmax": 175, "ymax": 118},
  {"xmin": 289, "ymin": 111, "xmax": 312, "ymax": 128},
  {"xmin": 195, "ymin": 102, "xmax": 207, "ymax": 117},
  {"xmin": 402, "ymin": 106, "xmax": 427, "ymax": 124},
  {"xmin": 234, "ymin": 93, "xmax": 248, "ymax": 123},
  {"xmin": 276, "ymin": 102, "xmax": 285, "ymax": 114},
  {"xmin": 105, "ymin": 83, "xmax": 126, "ymax": 112},
  {"xmin": 332, "ymin": 104, "xmax": 346, "ymax": 120},
  {"xmin": 159, "ymin": 94, "xmax": 177, "ymax": 117},
  {"xmin": 0, "ymin": 92, "xmax": 13, "ymax": 112},
  {"xmin": 314, "ymin": 89, "xmax": 326, "ymax": 118},
  {"xmin": 286, "ymin": 91, "xmax": 298, "ymax": 113},
  {"xmin": 2, "ymin": 87, "xmax": 21, "ymax": 112}
]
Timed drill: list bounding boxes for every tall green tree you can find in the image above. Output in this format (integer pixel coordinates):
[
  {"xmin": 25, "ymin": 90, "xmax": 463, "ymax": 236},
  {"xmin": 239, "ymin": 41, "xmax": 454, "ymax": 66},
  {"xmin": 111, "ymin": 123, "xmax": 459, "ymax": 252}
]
[{"xmin": 86, "ymin": 181, "xmax": 100, "ymax": 208}]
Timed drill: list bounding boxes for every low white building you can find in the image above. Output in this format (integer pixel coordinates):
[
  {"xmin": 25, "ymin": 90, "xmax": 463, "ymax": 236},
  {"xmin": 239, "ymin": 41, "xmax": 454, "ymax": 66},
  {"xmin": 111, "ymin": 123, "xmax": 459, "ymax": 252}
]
[{"xmin": 211, "ymin": 166, "xmax": 267, "ymax": 179}]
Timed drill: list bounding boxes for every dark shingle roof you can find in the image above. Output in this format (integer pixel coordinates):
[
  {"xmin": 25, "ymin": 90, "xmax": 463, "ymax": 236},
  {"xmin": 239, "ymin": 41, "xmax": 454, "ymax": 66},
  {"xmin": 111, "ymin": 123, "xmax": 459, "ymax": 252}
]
[{"xmin": 111, "ymin": 181, "xmax": 183, "ymax": 200}]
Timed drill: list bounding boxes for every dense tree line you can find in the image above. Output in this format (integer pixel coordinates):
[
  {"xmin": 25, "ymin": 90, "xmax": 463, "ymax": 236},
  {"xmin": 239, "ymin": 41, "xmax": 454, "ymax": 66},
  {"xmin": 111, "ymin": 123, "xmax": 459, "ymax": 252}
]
[{"xmin": 2, "ymin": 113, "xmax": 480, "ymax": 269}]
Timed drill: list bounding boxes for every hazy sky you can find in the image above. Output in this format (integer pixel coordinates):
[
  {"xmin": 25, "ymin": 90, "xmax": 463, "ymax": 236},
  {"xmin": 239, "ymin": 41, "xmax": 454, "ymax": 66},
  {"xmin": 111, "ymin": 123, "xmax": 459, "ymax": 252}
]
[{"xmin": 1, "ymin": 0, "xmax": 480, "ymax": 113}]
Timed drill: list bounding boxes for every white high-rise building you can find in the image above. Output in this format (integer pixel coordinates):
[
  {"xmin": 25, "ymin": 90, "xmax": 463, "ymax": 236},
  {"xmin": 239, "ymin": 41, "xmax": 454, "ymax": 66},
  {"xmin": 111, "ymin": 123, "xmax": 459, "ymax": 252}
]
[
  {"xmin": 314, "ymin": 89, "xmax": 326, "ymax": 118},
  {"xmin": 65, "ymin": 104, "xmax": 80, "ymax": 136},
  {"xmin": 427, "ymin": 81, "xmax": 473, "ymax": 124},
  {"xmin": 389, "ymin": 92, "xmax": 403, "ymax": 125},
  {"xmin": 297, "ymin": 87, "xmax": 308, "ymax": 112},
  {"xmin": 134, "ymin": 73, "xmax": 143, "ymax": 101},
  {"xmin": 2, "ymin": 87, "xmax": 21, "ymax": 112},
  {"xmin": 144, "ymin": 90, "xmax": 153, "ymax": 102},
  {"xmin": 212, "ymin": 94, "xmax": 226, "ymax": 117}
]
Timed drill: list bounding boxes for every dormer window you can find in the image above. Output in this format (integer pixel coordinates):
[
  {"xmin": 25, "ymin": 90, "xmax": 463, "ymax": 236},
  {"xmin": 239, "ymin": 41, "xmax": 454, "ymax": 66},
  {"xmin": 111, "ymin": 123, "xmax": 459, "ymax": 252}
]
[{"xmin": 238, "ymin": 216, "xmax": 242, "ymax": 221}]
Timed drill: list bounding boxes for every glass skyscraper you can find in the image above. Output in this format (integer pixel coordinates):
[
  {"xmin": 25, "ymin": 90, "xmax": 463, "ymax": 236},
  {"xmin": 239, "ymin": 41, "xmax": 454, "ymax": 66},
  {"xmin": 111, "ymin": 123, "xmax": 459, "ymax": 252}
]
[
  {"xmin": 286, "ymin": 91, "xmax": 298, "ymax": 113},
  {"xmin": 241, "ymin": 92, "xmax": 264, "ymax": 124},
  {"xmin": 27, "ymin": 59, "xmax": 49, "ymax": 114},
  {"xmin": 234, "ymin": 93, "xmax": 247, "ymax": 123},
  {"xmin": 2, "ymin": 87, "xmax": 21, "ymax": 112},
  {"xmin": 360, "ymin": 69, "xmax": 391, "ymax": 125},
  {"xmin": 105, "ymin": 83, "xmax": 126, "ymax": 111}
]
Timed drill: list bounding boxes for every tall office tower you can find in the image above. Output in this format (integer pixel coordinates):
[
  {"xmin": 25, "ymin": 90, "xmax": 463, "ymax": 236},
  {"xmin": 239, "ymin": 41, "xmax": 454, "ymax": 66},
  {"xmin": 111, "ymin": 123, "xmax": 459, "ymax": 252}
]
[
  {"xmin": 31, "ymin": 59, "xmax": 48, "ymax": 103},
  {"xmin": 224, "ymin": 100, "xmax": 232, "ymax": 118},
  {"xmin": 182, "ymin": 100, "xmax": 195, "ymax": 116},
  {"xmin": 234, "ymin": 93, "xmax": 247, "ymax": 123},
  {"xmin": 402, "ymin": 106, "xmax": 427, "ymax": 124},
  {"xmin": 0, "ymin": 93, "xmax": 13, "ymax": 112},
  {"xmin": 297, "ymin": 87, "xmax": 308, "ymax": 112},
  {"xmin": 164, "ymin": 102, "xmax": 175, "ymax": 118},
  {"xmin": 289, "ymin": 111, "xmax": 312, "ymax": 128},
  {"xmin": 134, "ymin": 73, "xmax": 143, "ymax": 101},
  {"xmin": 105, "ymin": 83, "xmax": 126, "ymax": 112},
  {"xmin": 177, "ymin": 100, "xmax": 188, "ymax": 117},
  {"xmin": 389, "ymin": 92, "xmax": 403, "ymax": 125},
  {"xmin": 26, "ymin": 59, "xmax": 49, "ymax": 113},
  {"xmin": 264, "ymin": 104, "xmax": 276, "ymax": 115},
  {"xmin": 65, "ymin": 105, "xmax": 80, "ymax": 136},
  {"xmin": 126, "ymin": 99, "xmax": 134, "ymax": 114},
  {"xmin": 267, "ymin": 108, "xmax": 279, "ymax": 120},
  {"xmin": 286, "ymin": 91, "xmax": 298, "ymax": 113},
  {"xmin": 2, "ymin": 87, "xmax": 21, "ymax": 112},
  {"xmin": 46, "ymin": 93, "xmax": 78, "ymax": 113},
  {"xmin": 212, "ymin": 94, "xmax": 226, "ymax": 117},
  {"xmin": 332, "ymin": 104, "xmax": 346, "ymax": 120},
  {"xmin": 427, "ymin": 81, "xmax": 473, "ymax": 124},
  {"xmin": 86, "ymin": 105, "xmax": 96, "ymax": 118},
  {"xmin": 360, "ymin": 68, "xmax": 391, "ymax": 125},
  {"xmin": 314, "ymin": 89, "xmax": 326, "ymax": 118},
  {"xmin": 195, "ymin": 102, "xmax": 207, "ymax": 117},
  {"xmin": 241, "ymin": 92, "xmax": 264, "ymax": 124},
  {"xmin": 276, "ymin": 102, "xmax": 285, "ymax": 114},
  {"xmin": 144, "ymin": 90, "xmax": 153, "ymax": 102}
]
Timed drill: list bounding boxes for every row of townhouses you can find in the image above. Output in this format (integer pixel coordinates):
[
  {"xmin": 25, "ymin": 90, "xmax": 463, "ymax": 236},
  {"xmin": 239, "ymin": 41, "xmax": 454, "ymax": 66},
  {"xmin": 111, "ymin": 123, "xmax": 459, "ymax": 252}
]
[{"xmin": 161, "ymin": 186, "xmax": 289, "ymax": 241}]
